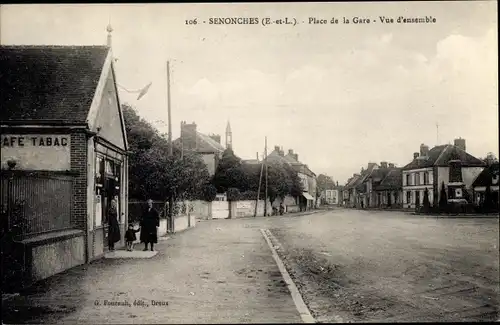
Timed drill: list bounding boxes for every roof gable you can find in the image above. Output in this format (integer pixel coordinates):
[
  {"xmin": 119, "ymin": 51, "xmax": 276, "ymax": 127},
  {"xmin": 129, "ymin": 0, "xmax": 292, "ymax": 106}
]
[
  {"xmin": 403, "ymin": 145, "xmax": 485, "ymax": 170},
  {"xmin": 1, "ymin": 45, "xmax": 109, "ymax": 125},
  {"xmin": 472, "ymin": 163, "xmax": 499, "ymax": 187},
  {"xmin": 376, "ymin": 168, "xmax": 403, "ymax": 190},
  {"xmin": 91, "ymin": 63, "xmax": 126, "ymax": 150}
]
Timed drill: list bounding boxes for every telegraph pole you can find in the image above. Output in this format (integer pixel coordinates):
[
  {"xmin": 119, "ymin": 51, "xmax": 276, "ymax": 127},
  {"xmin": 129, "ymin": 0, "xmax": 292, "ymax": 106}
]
[
  {"xmin": 167, "ymin": 60, "xmax": 174, "ymax": 233},
  {"xmin": 264, "ymin": 137, "xmax": 268, "ymax": 217},
  {"xmin": 254, "ymin": 150, "xmax": 264, "ymax": 218}
]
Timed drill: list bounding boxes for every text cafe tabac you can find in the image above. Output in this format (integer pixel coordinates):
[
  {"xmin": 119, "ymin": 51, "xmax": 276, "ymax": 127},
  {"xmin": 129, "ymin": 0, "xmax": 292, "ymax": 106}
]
[{"xmin": 2, "ymin": 135, "xmax": 69, "ymax": 148}]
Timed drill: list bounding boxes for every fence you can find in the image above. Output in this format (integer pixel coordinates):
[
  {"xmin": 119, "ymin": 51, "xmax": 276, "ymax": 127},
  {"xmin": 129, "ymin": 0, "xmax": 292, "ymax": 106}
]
[{"xmin": 1, "ymin": 173, "xmax": 72, "ymax": 238}]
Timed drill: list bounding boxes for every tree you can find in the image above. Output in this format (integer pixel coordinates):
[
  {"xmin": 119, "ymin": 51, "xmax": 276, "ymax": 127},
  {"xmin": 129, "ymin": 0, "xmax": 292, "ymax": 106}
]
[
  {"xmin": 422, "ymin": 187, "xmax": 431, "ymax": 213},
  {"xmin": 482, "ymin": 152, "xmax": 498, "ymax": 166},
  {"xmin": 202, "ymin": 184, "xmax": 217, "ymax": 202},
  {"xmin": 226, "ymin": 187, "xmax": 240, "ymax": 219},
  {"xmin": 212, "ymin": 148, "xmax": 249, "ymax": 193},
  {"xmin": 317, "ymin": 174, "xmax": 336, "ymax": 197},
  {"xmin": 122, "ymin": 103, "xmax": 210, "ymax": 207},
  {"xmin": 439, "ymin": 181, "xmax": 448, "ymax": 213}
]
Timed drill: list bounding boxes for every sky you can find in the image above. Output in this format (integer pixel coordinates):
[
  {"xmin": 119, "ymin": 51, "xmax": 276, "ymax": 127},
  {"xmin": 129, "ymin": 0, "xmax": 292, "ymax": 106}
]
[{"xmin": 1, "ymin": 2, "xmax": 498, "ymax": 184}]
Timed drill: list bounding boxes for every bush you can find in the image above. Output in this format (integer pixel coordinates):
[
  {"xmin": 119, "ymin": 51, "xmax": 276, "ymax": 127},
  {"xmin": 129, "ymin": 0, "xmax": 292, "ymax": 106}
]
[{"xmin": 202, "ymin": 184, "xmax": 217, "ymax": 202}]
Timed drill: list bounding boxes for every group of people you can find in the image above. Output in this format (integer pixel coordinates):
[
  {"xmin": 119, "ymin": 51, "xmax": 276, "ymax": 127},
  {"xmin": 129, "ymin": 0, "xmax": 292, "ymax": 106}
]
[{"xmin": 107, "ymin": 199, "xmax": 160, "ymax": 252}]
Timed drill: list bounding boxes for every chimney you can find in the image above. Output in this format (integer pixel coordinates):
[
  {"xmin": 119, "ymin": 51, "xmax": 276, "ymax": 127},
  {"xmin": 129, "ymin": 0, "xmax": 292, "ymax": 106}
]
[
  {"xmin": 293, "ymin": 153, "xmax": 298, "ymax": 161},
  {"xmin": 288, "ymin": 149, "xmax": 294, "ymax": 155},
  {"xmin": 336, "ymin": 181, "xmax": 339, "ymax": 186},
  {"xmin": 274, "ymin": 145, "xmax": 280, "ymax": 152},
  {"xmin": 256, "ymin": 152, "xmax": 259, "ymax": 161},
  {"xmin": 380, "ymin": 161, "xmax": 388, "ymax": 169},
  {"xmin": 180, "ymin": 121, "xmax": 198, "ymax": 150},
  {"xmin": 413, "ymin": 152, "xmax": 419, "ymax": 159},
  {"xmin": 454, "ymin": 138, "xmax": 466, "ymax": 152},
  {"xmin": 419, "ymin": 143, "xmax": 429, "ymax": 157},
  {"xmin": 388, "ymin": 163, "xmax": 395, "ymax": 168},
  {"xmin": 367, "ymin": 162, "xmax": 377, "ymax": 170},
  {"xmin": 279, "ymin": 149, "xmax": 284, "ymax": 156}
]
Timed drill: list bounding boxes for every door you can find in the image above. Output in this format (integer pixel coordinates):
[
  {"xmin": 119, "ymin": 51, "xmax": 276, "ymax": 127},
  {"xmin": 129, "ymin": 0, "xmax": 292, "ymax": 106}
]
[{"xmin": 415, "ymin": 191, "xmax": 421, "ymax": 207}]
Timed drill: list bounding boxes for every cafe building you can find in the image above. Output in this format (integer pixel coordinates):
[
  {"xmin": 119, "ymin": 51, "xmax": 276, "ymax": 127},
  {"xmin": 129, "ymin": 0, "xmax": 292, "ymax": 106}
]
[{"xmin": 1, "ymin": 44, "xmax": 129, "ymax": 287}]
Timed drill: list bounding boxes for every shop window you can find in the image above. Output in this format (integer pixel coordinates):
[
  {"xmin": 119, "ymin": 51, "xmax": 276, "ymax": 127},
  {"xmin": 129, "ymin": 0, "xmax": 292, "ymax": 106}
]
[{"xmin": 105, "ymin": 159, "xmax": 115, "ymax": 176}]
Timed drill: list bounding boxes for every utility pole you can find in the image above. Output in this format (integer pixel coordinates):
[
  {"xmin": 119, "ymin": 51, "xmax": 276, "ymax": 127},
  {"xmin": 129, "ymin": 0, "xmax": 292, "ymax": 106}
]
[
  {"xmin": 436, "ymin": 122, "xmax": 439, "ymax": 145},
  {"xmin": 254, "ymin": 151, "xmax": 264, "ymax": 217},
  {"xmin": 167, "ymin": 60, "xmax": 174, "ymax": 234},
  {"xmin": 264, "ymin": 136, "xmax": 268, "ymax": 217}
]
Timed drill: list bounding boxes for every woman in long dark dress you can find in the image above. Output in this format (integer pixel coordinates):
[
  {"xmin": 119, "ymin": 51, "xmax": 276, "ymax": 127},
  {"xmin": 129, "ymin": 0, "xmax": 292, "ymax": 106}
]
[
  {"xmin": 108, "ymin": 199, "xmax": 121, "ymax": 251},
  {"xmin": 140, "ymin": 199, "xmax": 160, "ymax": 251}
]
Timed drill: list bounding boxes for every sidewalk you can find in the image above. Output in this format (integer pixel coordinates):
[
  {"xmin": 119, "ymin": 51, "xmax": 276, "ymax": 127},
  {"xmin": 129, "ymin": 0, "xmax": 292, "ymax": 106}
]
[{"xmin": 2, "ymin": 219, "xmax": 302, "ymax": 324}]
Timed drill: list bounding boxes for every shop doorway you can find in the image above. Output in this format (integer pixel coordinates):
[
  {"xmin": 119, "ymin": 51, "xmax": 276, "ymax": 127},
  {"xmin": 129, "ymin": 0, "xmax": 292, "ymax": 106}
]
[{"xmin": 96, "ymin": 156, "xmax": 121, "ymax": 252}]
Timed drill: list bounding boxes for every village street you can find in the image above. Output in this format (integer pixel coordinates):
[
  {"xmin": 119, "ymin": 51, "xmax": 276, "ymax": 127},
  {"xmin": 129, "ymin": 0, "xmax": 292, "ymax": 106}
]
[{"xmin": 2, "ymin": 209, "xmax": 499, "ymax": 324}]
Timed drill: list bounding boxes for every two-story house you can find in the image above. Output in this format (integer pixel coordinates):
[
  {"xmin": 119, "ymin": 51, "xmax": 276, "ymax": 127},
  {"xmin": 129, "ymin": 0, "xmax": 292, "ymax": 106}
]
[
  {"xmin": 402, "ymin": 139, "xmax": 485, "ymax": 209},
  {"xmin": 322, "ymin": 183, "xmax": 344, "ymax": 206},
  {"xmin": 365, "ymin": 162, "xmax": 403, "ymax": 208},
  {"xmin": 267, "ymin": 146, "xmax": 317, "ymax": 210},
  {"xmin": 173, "ymin": 121, "xmax": 232, "ymax": 176}
]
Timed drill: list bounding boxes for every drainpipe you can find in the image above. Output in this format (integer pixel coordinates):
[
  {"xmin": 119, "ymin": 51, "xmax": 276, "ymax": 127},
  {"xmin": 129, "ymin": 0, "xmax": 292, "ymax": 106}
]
[{"xmin": 85, "ymin": 129, "xmax": 98, "ymax": 264}]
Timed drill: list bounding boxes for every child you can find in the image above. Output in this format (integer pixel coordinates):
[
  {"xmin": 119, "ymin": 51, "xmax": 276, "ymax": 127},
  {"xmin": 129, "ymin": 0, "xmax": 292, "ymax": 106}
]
[{"xmin": 125, "ymin": 223, "xmax": 141, "ymax": 251}]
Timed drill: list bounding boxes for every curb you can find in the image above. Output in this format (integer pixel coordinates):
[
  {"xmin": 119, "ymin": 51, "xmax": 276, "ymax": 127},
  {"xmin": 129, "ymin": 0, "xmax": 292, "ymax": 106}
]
[{"xmin": 260, "ymin": 228, "xmax": 316, "ymax": 324}]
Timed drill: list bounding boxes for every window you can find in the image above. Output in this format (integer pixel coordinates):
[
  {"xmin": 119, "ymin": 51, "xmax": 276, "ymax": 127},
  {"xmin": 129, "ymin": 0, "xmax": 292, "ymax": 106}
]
[
  {"xmin": 415, "ymin": 173, "xmax": 420, "ymax": 186},
  {"xmin": 406, "ymin": 174, "xmax": 411, "ymax": 186},
  {"xmin": 406, "ymin": 191, "xmax": 411, "ymax": 204},
  {"xmin": 423, "ymin": 172, "xmax": 428, "ymax": 185}
]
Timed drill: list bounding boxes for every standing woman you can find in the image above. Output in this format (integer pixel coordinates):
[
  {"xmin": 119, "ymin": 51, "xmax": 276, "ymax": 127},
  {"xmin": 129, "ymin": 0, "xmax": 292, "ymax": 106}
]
[
  {"xmin": 140, "ymin": 199, "xmax": 160, "ymax": 251},
  {"xmin": 107, "ymin": 198, "xmax": 121, "ymax": 251}
]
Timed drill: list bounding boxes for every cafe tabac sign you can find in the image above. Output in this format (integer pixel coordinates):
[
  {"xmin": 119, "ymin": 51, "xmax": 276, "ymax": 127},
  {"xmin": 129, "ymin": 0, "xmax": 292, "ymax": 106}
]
[{"xmin": 1, "ymin": 134, "xmax": 71, "ymax": 171}]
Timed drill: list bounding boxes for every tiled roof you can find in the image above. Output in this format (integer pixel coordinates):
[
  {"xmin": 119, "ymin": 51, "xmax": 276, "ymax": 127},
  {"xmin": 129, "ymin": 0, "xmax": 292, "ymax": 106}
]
[
  {"xmin": 354, "ymin": 163, "xmax": 378, "ymax": 192},
  {"xmin": 402, "ymin": 145, "xmax": 485, "ymax": 170},
  {"xmin": 1, "ymin": 45, "xmax": 109, "ymax": 124},
  {"xmin": 375, "ymin": 168, "xmax": 403, "ymax": 191},
  {"xmin": 472, "ymin": 163, "xmax": 499, "ymax": 187},
  {"xmin": 196, "ymin": 132, "xmax": 225, "ymax": 153},
  {"xmin": 173, "ymin": 131, "xmax": 225, "ymax": 153},
  {"xmin": 267, "ymin": 150, "xmax": 289, "ymax": 164}
]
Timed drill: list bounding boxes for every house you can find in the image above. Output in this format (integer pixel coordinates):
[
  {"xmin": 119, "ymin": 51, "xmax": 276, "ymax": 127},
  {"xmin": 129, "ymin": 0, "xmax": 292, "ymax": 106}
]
[
  {"xmin": 365, "ymin": 162, "xmax": 403, "ymax": 208},
  {"xmin": 267, "ymin": 146, "xmax": 317, "ymax": 211},
  {"xmin": 343, "ymin": 174, "xmax": 361, "ymax": 207},
  {"xmin": 472, "ymin": 162, "xmax": 499, "ymax": 207},
  {"xmin": 353, "ymin": 163, "xmax": 379, "ymax": 208},
  {"xmin": 173, "ymin": 120, "xmax": 231, "ymax": 176},
  {"xmin": 373, "ymin": 166, "xmax": 403, "ymax": 208},
  {"xmin": 1, "ymin": 43, "xmax": 129, "ymax": 287},
  {"xmin": 322, "ymin": 186, "xmax": 344, "ymax": 206},
  {"xmin": 401, "ymin": 139, "xmax": 485, "ymax": 209}
]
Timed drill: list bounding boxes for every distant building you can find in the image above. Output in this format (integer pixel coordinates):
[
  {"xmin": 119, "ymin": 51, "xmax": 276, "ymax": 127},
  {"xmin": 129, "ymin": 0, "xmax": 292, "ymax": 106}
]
[
  {"xmin": 267, "ymin": 146, "xmax": 317, "ymax": 211},
  {"xmin": 401, "ymin": 139, "xmax": 485, "ymax": 209},
  {"xmin": 174, "ymin": 121, "xmax": 233, "ymax": 176},
  {"xmin": 472, "ymin": 162, "xmax": 499, "ymax": 207}
]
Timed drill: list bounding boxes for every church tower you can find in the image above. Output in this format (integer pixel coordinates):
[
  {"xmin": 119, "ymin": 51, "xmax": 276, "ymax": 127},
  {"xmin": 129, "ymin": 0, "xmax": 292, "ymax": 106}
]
[
  {"xmin": 106, "ymin": 22, "xmax": 113, "ymax": 48},
  {"xmin": 225, "ymin": 120, "xmax": 232, "ymax": 149}
]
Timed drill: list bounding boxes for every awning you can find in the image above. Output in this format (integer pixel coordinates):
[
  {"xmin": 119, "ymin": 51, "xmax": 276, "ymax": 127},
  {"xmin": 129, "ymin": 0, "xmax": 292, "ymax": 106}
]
[{"xmin": 302, "ymin": 192, "xmax": 315, "ymax": 200}]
